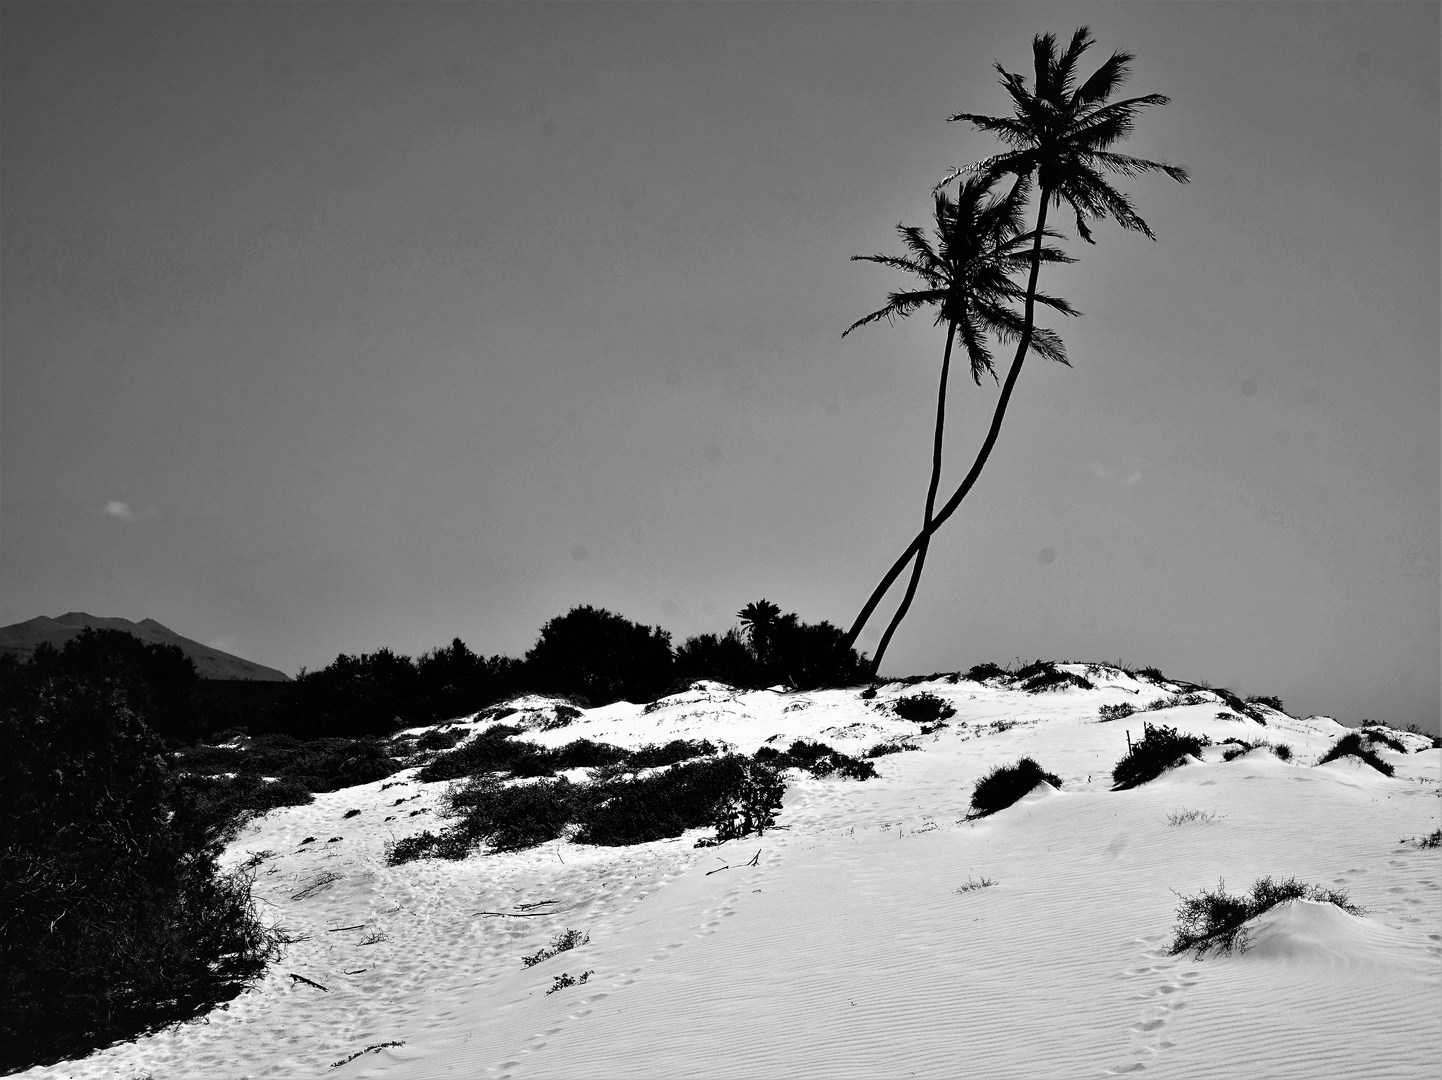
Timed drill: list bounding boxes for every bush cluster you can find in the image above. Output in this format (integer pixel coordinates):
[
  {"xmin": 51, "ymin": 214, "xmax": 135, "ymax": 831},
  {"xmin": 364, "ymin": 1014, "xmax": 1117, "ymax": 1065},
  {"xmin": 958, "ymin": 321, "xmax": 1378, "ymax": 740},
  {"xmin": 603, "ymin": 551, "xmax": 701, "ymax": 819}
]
[
  {"xmin": 1169, "ymin": 876, "xmax": 1362, "ymax": 958},
  {"xmin": 892, "ymin": 692, "xmax": 956, "ymax": 724},
  {"xmin": 968, "ymin": 757, "xmax": 1062, "ymax": 818},
  {"xmin": 417, "ymin": 725, "xmax": 716, "ymax": 785},
  {"xmin": 1012, "ymin": 661, "xmax": 1095, "ymax": 693},
  {"xmin": 1317, "ymin": 732, "xmax": 1396, "ymax": 776},
  {"xmin": 1111, "ymin": 723, "xmax": 1211, "ymax": 790},
  {"xmin": 388, "ymin": 753, "xmax": 787, "ymax": 861},
  {"xmin": 0, "ymin": 640, "xmax": 283, "ymax": 1071},
  {"xmin": 754, "ymin": 739, "xmax": 878, "ymax": 780},
  {"xmin": 963, "ymin": 662, "xmax": 1008, "ymax": 682},
  {"xmin": 1098, "ymin": 702, "xmax": 1136, "ymax": 722}
]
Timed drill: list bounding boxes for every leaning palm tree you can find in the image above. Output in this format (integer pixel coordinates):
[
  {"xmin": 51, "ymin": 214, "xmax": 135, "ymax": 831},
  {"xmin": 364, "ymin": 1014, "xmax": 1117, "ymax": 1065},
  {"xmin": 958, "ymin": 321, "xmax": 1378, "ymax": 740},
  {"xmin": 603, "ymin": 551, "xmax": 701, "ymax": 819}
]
[
  {"xmin": 843, "ymin": 171, "xmax": 1077, "ymax": 676},
  {"xmin": 842, "ymin": 27, "xmax": 1188, "ymax": 659}
]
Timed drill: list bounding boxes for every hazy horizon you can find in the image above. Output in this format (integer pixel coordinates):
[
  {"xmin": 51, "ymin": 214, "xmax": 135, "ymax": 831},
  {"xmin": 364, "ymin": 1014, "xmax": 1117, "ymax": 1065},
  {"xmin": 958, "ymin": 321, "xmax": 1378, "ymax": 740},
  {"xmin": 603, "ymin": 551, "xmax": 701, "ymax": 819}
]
[{"xmin": 3, "ymin": 2, "xmax": 1438, "ymax": 731}]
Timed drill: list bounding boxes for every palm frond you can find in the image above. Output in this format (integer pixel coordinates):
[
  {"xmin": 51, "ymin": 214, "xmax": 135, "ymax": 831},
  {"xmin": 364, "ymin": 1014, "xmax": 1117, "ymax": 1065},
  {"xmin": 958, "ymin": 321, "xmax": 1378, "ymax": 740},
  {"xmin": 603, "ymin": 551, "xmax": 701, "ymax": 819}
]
[{"xmin": 1074, "ymin": 50, "xmax": 1133, "ymax": 106}]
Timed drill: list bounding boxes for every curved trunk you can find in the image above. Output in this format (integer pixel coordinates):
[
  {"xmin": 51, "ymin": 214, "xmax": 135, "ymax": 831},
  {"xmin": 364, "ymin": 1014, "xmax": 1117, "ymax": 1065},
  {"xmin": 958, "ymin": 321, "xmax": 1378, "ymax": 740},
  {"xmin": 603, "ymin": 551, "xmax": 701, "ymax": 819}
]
[
  {"xmin": 848, "ymin": 193, "xmax": 1053, "ymax": 662},
  {"xmin": 867, "ymin": 319, "xmax": 958, "ymax": 677}
]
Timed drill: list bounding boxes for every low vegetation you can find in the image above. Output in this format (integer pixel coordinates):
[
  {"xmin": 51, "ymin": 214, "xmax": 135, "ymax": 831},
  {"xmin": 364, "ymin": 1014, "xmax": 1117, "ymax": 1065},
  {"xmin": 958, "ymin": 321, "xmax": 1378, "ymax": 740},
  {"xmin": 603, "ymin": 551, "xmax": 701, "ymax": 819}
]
[
  {"xmin": 1011, "ymin": 660, "xmax": 1094, "ymax": 693},
  {"xmin": 968, "ymin": 757, "xmax": 1062, "ymax": 819},
  {"xmin": 523, "ymin": 929, "xmax": 588, "ymax": 968},
  {"xmin": 0, "ymin": 635, "xmax": 286, "ymax": 1072},
  {"xmin": 1317, "ymin": 732, "xmax": 1396, "ymax": 776},
  {"xmin": 1111, "ymin": 723, "xmax": 1211, "ymax": 790},
  {"xmin": 1169, "ymin": 876, "xmax": 1362, "ymax": 958},
  {"xmin": 892, "ymin": 692, "xmax": 956, "ymax": 724},
  {"xmin": 754, "ymin": 739, "xmax": 878, "ymax": 780},
  {"xmin": 387, "ymin": 752, "xmax": 791, "ymax": 863},
  {"xmin": 1098, "ymin": 702, "xmax": 1136, "ymax": 722}
]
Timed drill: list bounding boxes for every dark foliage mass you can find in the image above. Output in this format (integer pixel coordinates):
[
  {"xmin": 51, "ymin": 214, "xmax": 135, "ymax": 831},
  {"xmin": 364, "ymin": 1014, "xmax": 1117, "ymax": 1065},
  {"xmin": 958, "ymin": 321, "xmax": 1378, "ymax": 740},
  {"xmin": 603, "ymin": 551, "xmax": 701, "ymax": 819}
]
[
  {"xmin": 1111, "ymin": 723, "xmax": 1211, "ymax": 790},
  {"xmin": 1012, "ymin": 660, "xmax": 1095, "ymax": 693},
  {"xmin": 525, "ymin": 606, "xmax": 675, "ymax": 706},
  {"xmin": 1317, "ymin": 732, "xmax": 1396, "ymax": 776},
  {"xmin": 1170, "ymin": 876, "xmax": 1362, "ymax": 958},
  {"xmin": 0, "ymin": 638, "xmax": 282, "ymax": 1072},
  {"xmin": 892, "ymin": 692, "xmax": 957, "ymax": 724},
  {"xmin": 389, "ymin": 754, "xmax": 787, "ymax": 861},
  {"xmin": 968, "ymin": 757, "xmax": 1062, "ymax": 818},
  {"xmin": 963, "ymin": 662, "xmax": 1008, "ymax": 682},
  {"xmin": 753, "ymin": 739, "xmax": 879, "ymax": 780}
]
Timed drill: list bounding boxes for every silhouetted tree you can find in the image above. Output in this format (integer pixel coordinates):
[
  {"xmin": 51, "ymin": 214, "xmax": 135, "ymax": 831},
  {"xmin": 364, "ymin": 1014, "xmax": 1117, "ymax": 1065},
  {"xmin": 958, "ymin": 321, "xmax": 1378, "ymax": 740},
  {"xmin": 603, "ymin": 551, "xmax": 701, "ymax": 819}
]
[
  {"xmin": 844, "ymin": 27, "xmax": 1188, "ymax": 658},
  {"xmin": 523, "ymin": 605, "xmax": 674, "ymax": 705},
  {"xmin": 844, "ymin": 172, "xmax": 1077, "ymax": 675}
]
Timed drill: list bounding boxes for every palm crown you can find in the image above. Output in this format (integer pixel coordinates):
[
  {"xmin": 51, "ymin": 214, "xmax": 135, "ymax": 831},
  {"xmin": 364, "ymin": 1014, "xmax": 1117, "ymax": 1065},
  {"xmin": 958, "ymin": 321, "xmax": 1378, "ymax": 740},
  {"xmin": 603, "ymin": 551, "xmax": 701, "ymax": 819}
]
[
  {"xmin": 946, "ymin": 26, "xmax": 1189, "ymax": 243},
  {"xmin": 844, "ymin": 171, "xmax": 1077, "ymax": 382}
]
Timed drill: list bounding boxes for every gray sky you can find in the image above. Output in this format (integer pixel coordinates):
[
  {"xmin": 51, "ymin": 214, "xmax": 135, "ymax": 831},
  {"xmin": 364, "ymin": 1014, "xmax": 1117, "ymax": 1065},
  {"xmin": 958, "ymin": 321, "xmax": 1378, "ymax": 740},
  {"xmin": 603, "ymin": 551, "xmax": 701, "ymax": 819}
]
[{"xmin": 3, "ymin": 2, "xmax": 1438, "ymax": 731}]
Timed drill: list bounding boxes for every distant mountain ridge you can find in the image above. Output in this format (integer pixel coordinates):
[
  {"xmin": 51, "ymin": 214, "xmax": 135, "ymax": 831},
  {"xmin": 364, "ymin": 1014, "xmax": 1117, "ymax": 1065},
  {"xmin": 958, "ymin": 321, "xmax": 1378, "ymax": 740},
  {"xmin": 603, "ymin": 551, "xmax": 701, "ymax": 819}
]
[{"xmin": 0, "ymin": 613, "xmax": 292, "ymax": 682}]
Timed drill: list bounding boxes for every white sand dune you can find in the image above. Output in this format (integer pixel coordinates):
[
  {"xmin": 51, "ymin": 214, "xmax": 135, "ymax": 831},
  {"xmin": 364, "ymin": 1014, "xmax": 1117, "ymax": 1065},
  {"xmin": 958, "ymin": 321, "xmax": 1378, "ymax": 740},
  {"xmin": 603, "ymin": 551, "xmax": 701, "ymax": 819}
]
[{"xmin": 28, "ymin": 668, "xmax": 1441, "ymax": 1079}]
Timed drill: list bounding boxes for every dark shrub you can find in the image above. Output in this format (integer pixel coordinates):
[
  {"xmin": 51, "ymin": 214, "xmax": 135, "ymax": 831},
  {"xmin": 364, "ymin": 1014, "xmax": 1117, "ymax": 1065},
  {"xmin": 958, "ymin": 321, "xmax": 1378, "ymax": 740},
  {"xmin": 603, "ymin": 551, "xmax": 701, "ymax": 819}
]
[
  {"xmin": 626, "ymin": 739, "xmax": 718, "ymax": 770},
  {"xmin": 964, "ymin": 662, "xmax": 1007, "ymax": 682},
  {"xmin": 1098, "ymin": 702, "xmax": 1136, "ymax": 722},
  {"xmin": 1111, "ymin": 723, "xmax": 1211, "ymax": 790},
  {"xmin": 1358, "ymin": 727, "xmax": 1406, "ymax": 753},
  {"xmin": 708, "ymin": 759, "xmax": 787, "ymax": 842},
  {"xmin": 1317, "ymin": 732, "xmax": 1395, "ymax": 776},
  {"xmin": 1272, "ymin": 742, "xmax": 1293, "ymax": 761},
  {"xmin": 418, "ymin": 722, "xmax": 528, "ymax": 782},
  {"xmin": 577, "ymin": 756, "xmax": 759, "ymax": 846},
  {"xmin": 1246, "ymin": 694, "xmax": 1285, "ymax": 713},
  {"xmin": 447, "ymin": 777, "xmax": 581, "ymax": 852},
  {"xmin": 0, "ymin": 660, "xmax": 281, "ymax": 1071},
  {"xmin": 893, "ymin": 692, "xmax": 956, "ymax": 724},
  {"xmin": 1013, "ymin": 661, "xmax": 1095, "ymax": 693},
  {"xmin": 179, "ymin": 773, "xmax": 315, "ymax": 843},
  {"xmin": 276, "ymin": 738, "xmax": 405, "ymax": 792},
  {"xmin": 864, "ymin": 741, "xmax": 916, "ymax": 758},
  {"xmin": 968, "ymin": 757, "xmax": 1062, "ymax": 818},
  {"xmin": 1170, "ymin": 876, "xmax": 1361, "ymax": 958},
  {"xmin": 755, "ymin": 739, "xmax": 877, "ymax": 780},
  {"xmin": 417, "ymin": 727, "xmax": 464, "ymax": 752},
  {"xmin": 1137, "ymin": 666, "xmax": 1165, "ymax": 682}
]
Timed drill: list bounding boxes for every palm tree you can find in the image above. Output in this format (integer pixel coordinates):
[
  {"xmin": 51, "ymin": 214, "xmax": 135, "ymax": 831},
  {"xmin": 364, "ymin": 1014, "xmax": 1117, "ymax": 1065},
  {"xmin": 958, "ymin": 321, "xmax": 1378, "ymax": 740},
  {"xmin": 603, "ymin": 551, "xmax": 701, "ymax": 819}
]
[
  {"xmin": 842, "ymin": 27, "xmax": 1188, "ymax": 660},
  {"xmin": 737, "ymin": 599, "xmax": 781, "ymax": 668},
  {"xmin": 843, "ymin": 171, "xmax": 1077, "ymax": 676}
]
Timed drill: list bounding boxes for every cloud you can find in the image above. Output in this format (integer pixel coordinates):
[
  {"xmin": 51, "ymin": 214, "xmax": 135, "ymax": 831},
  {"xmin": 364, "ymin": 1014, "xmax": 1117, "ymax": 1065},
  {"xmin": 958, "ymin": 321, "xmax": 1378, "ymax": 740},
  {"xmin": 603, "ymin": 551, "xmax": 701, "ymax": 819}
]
[{"xmin": 103, "ymin": 500, "xmax": 136, "ymax": 522}]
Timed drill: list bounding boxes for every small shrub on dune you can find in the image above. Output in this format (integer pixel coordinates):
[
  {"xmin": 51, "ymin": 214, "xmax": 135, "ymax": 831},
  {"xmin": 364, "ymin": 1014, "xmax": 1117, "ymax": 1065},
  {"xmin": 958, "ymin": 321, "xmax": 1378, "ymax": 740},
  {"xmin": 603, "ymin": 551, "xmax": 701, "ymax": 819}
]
[
  {"xmin": 1012, "ymin": 661, "xmax": 1095, "ymax": 694},
  {"xmin": 579, "ymin": 755, "xmax": 769, "ymax": 846},
  {"xmin": 522, "ymin": 928, "xmax": 588, "ymax": 967},
  {"xmin": 1271, "ymin": 742, "xmax": 1293, "ymax": 761},
  {"xmin": 1246, "ymin": 694, "xmax": 1284, "ymax": 713},
  {"xmin": 1098, "ymin": 702, "xmax": 1136, "ymax": 722},
  {"xmin": 967, "ymin": 757, "xmax": 1062, "ymax": 819},
  {"xmin": 1170, "ymin": 876, "xmax": 1362, "ymax": 958},
  {"xmin": 892, "ymin": 692, "xmax": 956, "ymax": 724},
  {"xmin": 707, "ymin": 759, "xmax": 787, "ymax": 843},
  {"xmin": 1111, "ymin": 723, "xmax": 1211, "ymax": 790},
  {"xmin": 864, "ymin": 741, "xmax": 917, "ymax": 759},
  {"xmin": 625, "ymin": 739, "xmax": 718, "ymax": 770},
  {"xmin": 1317, "ymin": 732, "xmax": 1395, "ymax": 776},
  {"xmin": 277, "ymin": 738, "xmax": 403, "ymax": 792},
  {"xmin": 964, "ymin": 662, "xmax": 1007, "ymax": 683},
  {"xmin": 1358, "ymin": 727, "xmax": 1406, "ymax": 753}
]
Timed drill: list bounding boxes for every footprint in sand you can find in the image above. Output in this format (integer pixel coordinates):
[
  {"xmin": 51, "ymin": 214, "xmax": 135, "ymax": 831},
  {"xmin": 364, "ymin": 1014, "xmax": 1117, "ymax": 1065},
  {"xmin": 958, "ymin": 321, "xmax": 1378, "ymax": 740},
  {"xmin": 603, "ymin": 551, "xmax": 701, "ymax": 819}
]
[{"xmin": 1105, "ymin": 945, "xmax": 1200, "ymax": 1074}]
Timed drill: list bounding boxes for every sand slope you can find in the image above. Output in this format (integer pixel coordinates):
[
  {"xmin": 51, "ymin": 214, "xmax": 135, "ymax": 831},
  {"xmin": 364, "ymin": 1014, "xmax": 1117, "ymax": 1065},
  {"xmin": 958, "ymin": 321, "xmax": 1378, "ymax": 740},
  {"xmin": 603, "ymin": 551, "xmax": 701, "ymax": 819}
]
[{"xmin": 27, "ymin": 669, "xmax": 1440, "ymax": 1079}]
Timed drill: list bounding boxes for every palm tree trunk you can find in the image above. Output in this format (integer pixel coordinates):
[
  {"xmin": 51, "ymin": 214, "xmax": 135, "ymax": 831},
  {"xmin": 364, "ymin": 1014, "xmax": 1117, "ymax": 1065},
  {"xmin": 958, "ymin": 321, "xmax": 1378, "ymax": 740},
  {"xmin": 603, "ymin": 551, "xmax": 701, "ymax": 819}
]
[
  {"xmin": 847, "ymin": 193, "xmax": 1053, "ymax": 661},
  {"xmin": 867, "ymin": 318, "xmax": 959, "ymax": 677}
]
